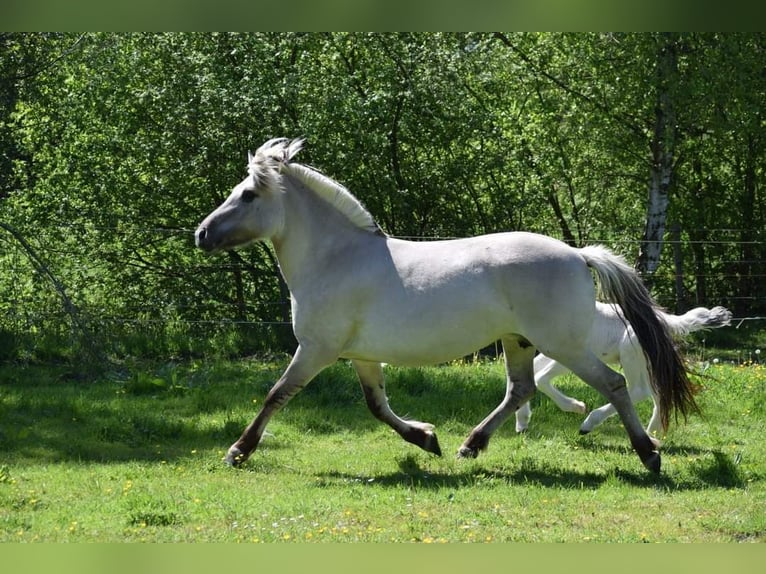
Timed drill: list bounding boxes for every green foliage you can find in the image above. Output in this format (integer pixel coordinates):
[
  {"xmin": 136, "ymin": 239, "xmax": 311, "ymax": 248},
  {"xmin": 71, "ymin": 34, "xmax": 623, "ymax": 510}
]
[{"xmin": 0, "ymin": 33, "xmax": 764, "ymax": 362}]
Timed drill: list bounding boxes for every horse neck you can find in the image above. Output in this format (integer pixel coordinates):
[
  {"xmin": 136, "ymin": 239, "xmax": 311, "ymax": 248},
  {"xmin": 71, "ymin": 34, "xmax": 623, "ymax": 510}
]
[{"xmin": 270, "ymin": 174, "xmax": 377, "ymax": 289}]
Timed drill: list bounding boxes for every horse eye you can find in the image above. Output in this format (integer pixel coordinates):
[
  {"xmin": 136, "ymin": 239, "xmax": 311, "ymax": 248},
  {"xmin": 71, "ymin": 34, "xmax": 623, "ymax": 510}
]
[{"xmin": 241, "ymin": 189, "xmax": 258, "ymax": 203}]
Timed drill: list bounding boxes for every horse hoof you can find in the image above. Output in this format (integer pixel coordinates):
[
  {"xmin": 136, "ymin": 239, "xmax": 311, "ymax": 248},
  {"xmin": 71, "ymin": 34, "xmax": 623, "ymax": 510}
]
[
  {"xmin": 423, "ymin": 432, "xmax": 442, "ymax": 457},
  {"xmin": 578, "ymin": 428, "xmax": 591, "ymax": 435},
  {"xmin": 403, "ymin": 424, "xmax": 442, "ymax": 456},
  {"xmin": 425, "ymin": 433, "xmax": 442, "ymax": 456},
  {"xmin": 223, "ymin": 446, "xmax": 248, "ymax": 467},
  {"xmin": 641, "ymin": 451, "xmax": 661, "ymax": 474},
  {"xmin": 456, "ymin": 445, "xmax": 479, "ymax": 459}
]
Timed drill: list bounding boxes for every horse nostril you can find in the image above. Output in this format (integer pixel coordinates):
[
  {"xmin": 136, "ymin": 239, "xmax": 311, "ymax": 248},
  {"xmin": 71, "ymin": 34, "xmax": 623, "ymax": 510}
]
[{"xmin": 195, "ymin": 227, "xmax": 207, "ymax": 246}]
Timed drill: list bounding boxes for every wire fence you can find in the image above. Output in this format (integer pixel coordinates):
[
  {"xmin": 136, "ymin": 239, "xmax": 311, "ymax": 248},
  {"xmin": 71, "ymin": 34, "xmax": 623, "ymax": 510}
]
[{"xmin": 1, "ymin": 225, "xmax": 764, "ymax": 362}]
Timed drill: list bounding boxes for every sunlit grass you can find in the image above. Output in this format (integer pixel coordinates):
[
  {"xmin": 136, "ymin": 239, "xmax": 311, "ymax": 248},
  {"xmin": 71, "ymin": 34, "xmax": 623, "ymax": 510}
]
[{"xmin": 0, "ymin": 358, "xmax": 764, "ymax": 542}]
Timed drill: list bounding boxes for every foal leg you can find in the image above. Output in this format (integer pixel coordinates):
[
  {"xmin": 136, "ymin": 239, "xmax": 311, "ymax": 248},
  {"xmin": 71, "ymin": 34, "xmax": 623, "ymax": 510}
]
[
  {"xmin": 515, "ymin": 402, "xmax": 533, "ymax": 433},
  {"xmin": 459, "ymin": 335, "xmax": 536, "ymax": 458},
  {"xmin": 621, "ymin": 343, "xmax": 663, "ymax": 439},
  {"xmin": 579, "ymin": 342, "xmax": 658, "ymax": 437},
  {"xmin": 579, "ymin": 381, "xmax": 654, "ymax": 435},
  {"xmin": 352, "ymin": 360, "xmax": 442, "ymax": 456},
  {"xmin": 535, "ymin": 356, "xmax": 588, "ymax": 413},
  {"xmin": 516, "ymin": 356, "xmax": 587, "ymax": 433},
  {"xmin": 224, "ymin": 344, "xmax": 335, "ymax": 466}
]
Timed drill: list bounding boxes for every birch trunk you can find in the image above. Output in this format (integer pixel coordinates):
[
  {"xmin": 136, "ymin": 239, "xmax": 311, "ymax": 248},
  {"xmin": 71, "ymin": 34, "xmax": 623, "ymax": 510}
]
[{"xmin": 637, "ymin": 35, "xmax": 679, "ymax": 280}]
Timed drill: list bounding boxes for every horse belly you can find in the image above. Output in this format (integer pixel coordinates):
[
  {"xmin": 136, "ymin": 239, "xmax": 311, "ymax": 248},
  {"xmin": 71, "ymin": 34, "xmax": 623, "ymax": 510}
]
[{"xmin": 340, "ymin": 288, "xmax": 516, "ymax": 366}]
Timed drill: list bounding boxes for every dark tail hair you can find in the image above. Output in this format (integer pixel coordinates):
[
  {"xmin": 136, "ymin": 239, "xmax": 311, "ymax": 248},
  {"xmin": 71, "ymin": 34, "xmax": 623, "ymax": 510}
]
[{"xmin": 580, "ymin": 245, "xmax": 700, "ymax": 430}]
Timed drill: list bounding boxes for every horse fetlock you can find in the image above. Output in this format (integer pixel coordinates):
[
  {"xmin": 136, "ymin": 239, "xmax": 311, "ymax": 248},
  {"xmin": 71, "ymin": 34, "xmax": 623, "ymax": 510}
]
[
  {"xmin": 579, "ymin": 414, "xmax": 598, "ymax": 434},
  {"xmin": 571, "ymin": 400, "xmax": 587, "ymax": 414}
]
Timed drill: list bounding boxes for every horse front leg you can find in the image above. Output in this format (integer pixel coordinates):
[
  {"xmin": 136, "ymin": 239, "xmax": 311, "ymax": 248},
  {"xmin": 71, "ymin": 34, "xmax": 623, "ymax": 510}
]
[
  {"xmin": 224, "ymin": 344, "xmax": 335, "ymax": 466},
  {"xmin": 352, "ymin": 360, "xmax": 442, "ymax": 456},
  {"xmin": 459, "ymin": 336, "xmax": 536, "ymax": 458}
]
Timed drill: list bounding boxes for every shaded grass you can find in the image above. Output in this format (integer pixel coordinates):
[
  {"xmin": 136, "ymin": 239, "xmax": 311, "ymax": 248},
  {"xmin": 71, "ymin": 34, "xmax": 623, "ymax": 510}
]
[{"xmin": 0, "ymin": 359, "xmax": 764, "ymax": 542}]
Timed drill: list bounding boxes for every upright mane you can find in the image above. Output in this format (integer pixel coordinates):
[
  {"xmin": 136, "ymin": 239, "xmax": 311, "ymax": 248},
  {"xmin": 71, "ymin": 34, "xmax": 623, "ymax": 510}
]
[{"xmin": 248, "ymin": 138, "xmax": 385, "ymax": 236}]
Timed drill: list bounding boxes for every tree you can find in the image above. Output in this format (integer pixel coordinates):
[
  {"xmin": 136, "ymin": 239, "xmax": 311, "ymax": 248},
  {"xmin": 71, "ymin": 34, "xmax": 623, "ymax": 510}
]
[{"xmin": 2, "ymin": 33, "xmax": 763, "ymax": 362}]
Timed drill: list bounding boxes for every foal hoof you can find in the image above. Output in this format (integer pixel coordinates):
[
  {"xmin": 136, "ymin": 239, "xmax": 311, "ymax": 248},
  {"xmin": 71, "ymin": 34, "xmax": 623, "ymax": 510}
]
[{"xmin": 223, "ymin": 446, "xmax": 249, "ymax": 467}]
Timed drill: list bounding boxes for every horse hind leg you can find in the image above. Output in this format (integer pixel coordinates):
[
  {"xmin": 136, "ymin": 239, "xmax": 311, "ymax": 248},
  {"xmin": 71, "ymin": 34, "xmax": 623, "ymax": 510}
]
[
  {"xmin": 352, "ymin": 360, "xmax": 442, "ymax": 456},
  {"xmin": 560, "ymin": 351, "xmax": 661, "ymax": 473},
  {"xmin": 459, "ymin": 335, "xmax": 536, "ymax": 458}
]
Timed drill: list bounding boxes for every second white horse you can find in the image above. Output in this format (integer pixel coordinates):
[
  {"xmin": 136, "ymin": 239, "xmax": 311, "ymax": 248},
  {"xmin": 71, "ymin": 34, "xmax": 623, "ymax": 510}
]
[{"xmin": 516, "ymin": 303, "xmax": 732, "ymax": 436}]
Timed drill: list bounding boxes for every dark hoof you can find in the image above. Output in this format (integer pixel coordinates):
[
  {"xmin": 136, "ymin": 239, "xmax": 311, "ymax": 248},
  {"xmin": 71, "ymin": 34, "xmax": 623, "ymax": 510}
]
[
  {"xmin": 457, "ymin": 433, "xmax": 490, "ymax": 459},
  {"xmin": 422, "ymin": 431, "xmax": 442, "ymax": 457},
  {"xmin": 578, "ymin": 428, "xmax": 591, "ymax": 436},
  {"xmin": 641, "ymin": 451, "xmax": 661, "ymax": 474},
  {"xmin": 457, "ymin": 445, "xmax": 479, "ymax": 459}
]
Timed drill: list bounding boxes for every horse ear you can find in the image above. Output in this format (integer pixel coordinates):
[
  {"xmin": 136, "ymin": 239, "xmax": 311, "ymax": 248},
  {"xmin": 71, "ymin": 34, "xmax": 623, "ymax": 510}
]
[
  {"xmin": 286, "ymin": 138, "xmax": 305, "ymax": 161},
  {"xmin": 247, "ymin": 151, "xmax": 255, "ymax": 164}
]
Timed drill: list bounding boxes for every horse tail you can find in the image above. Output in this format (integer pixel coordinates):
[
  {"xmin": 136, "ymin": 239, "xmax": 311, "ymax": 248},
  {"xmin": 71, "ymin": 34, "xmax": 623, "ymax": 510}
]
[
  {"xmin": 579, "ymin": 245, "xmax": 700, "ymax": 430},
  {"xmin": 657, "ymin": 306, "xmax": 733, "ymax": 337}
]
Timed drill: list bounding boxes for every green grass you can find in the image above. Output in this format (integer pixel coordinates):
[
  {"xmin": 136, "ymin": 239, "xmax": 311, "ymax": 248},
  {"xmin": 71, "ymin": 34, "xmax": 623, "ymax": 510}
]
[{"xmin": 0, "ymin": 357, "xmax": 764, "ymax": 542}]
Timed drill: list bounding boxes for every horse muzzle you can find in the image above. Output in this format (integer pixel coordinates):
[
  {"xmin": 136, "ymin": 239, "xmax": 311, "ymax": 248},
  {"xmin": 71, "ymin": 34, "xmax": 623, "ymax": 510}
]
[{"xmin": 194, "ymin": 225, "xmax": 217, "ymax": 252}]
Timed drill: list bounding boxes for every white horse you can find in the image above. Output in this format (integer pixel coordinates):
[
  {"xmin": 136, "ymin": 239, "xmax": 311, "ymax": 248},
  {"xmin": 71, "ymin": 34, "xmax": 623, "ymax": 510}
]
[
  {"xmin": 515, "ymin": 304, "xmax": 732, "ymax": 436},
  {"xmin": 195, "ymin": 138, "xmax": 698, "ymax": 474}
]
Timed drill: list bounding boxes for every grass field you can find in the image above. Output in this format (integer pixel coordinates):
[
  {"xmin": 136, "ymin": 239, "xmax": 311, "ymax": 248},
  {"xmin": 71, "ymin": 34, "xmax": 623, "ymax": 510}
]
[{"xmin": 0, "ymin": 356, "xmax": 764, "ymax": 542}]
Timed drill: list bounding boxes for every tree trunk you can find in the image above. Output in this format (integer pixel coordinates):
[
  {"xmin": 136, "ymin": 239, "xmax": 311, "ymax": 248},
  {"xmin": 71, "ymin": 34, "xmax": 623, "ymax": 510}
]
[
  {"xmin": 637, "ymin": 34, "xmax": 679, "ymax": 282},
  {"xmin": 737, "ymin": 135, "xmax": 757, "ymax": 317},
  {"xmin": 670, "ymin": 222, "xmax": 685, "ymax": 313}
]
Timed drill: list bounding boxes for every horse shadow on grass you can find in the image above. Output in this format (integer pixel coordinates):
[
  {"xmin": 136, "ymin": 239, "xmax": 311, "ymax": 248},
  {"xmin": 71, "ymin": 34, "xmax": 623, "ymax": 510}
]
[{"xmin": 313, "ymin": 440, "xmax": 749, "ymax": 492}]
